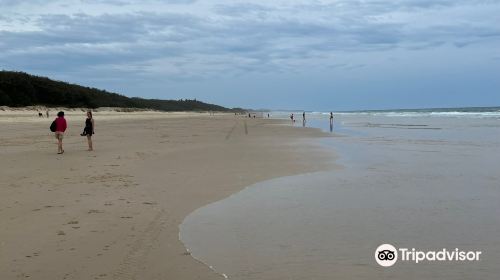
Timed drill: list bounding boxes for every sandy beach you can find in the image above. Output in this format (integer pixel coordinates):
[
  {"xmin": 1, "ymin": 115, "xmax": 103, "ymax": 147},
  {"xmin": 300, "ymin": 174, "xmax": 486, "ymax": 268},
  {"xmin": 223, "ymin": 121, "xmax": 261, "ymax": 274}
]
[{"xmin": 0, "ymin": 109, "xmax": 335, "ymax": 280}]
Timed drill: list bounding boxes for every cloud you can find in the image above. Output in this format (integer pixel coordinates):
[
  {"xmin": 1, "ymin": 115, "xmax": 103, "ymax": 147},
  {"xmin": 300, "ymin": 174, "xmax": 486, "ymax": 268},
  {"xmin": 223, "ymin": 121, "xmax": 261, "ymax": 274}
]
[
  {"xmin": 214, "ymin": 3, "xmax": 274, "ymax": 17},
  {"xmin": 1, "ymin": 0, "xmax": 499, "ymax": 82}
]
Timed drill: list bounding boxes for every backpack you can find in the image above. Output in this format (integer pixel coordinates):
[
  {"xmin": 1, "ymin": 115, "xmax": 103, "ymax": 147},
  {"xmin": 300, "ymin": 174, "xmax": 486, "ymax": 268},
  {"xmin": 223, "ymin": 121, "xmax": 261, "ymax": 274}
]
[{"xmin": 50, "ymin": 120, "xmax": 57, "ymax": 132}]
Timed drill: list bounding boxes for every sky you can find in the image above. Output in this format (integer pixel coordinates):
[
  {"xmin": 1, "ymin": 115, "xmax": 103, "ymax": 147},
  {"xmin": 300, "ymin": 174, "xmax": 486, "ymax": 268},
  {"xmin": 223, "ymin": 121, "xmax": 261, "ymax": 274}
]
[{"xmin": 1, "ymin": 0, "xmax": 499, "ymax": 111}]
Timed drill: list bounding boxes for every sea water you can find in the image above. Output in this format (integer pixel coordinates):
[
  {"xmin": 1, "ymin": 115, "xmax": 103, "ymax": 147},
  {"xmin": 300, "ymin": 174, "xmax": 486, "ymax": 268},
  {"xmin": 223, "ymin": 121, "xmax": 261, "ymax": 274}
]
[{"xmin": 180, "ymin": 108, "xmax": 500, "ymax": 280}]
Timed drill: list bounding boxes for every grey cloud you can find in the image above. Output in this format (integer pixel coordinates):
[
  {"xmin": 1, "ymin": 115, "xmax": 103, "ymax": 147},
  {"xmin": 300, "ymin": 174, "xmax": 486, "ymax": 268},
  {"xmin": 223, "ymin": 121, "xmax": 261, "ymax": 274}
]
[
  {"xmin": 214, "ymin": 3, "xmax": 274, "ymax": 17},
  {"xmin": 80, "ymin": 0, "xmax": 198, "ymax": 5},
  {"xmin": 0, "ymin": 12, "xmax": 205, "ymax": 76},
  {"xmin": 1, "ymin": 0, "xmax": 499, "ymax": 80},
  {"xmin": 0, "ymin": 0, "xmax": 58, "ymax": 5},
  {"xmin": 0, "ymin": 0, "xmax": 197, "ymax": 5},
  {"xmin": 1, "ymin": 12, "xmax": 202, "ymax": 49}
]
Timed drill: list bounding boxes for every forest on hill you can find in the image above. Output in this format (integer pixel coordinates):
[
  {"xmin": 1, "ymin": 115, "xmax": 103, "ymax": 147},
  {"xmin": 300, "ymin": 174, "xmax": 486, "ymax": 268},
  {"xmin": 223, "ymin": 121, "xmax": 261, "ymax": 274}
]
[{"xmin": 0, "ymin": 71, "xmax": 233, "ymax": 111}]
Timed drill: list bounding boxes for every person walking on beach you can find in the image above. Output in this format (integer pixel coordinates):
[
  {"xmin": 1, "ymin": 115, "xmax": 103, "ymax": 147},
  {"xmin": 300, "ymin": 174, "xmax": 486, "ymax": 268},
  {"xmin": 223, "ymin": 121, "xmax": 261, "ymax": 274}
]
[
  {"xmin": 81, "ymin": 111, "xmax": 94, "ymax": 151},
  {"xmin": 329, "ymin": 112, "xmax": 334, "ymax": 132},
  {"xmin": 290, "ymin": 113, "xmax": 294, "ymax": 124},
  {"xmin": 46, "ymin": 110, "xmax": 49, "ymax": 118},
  {"xmin": 54, "ymin": 111, "xmax": 67, "ymax": 154}
]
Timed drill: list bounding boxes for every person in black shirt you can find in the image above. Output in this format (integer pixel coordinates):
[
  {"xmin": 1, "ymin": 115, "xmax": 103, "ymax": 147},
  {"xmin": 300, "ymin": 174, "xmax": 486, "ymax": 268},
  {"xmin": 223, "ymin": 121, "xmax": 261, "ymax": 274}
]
[{"xmin": 81, "ymin": 111, "xmax": 95, "ymax": 151}]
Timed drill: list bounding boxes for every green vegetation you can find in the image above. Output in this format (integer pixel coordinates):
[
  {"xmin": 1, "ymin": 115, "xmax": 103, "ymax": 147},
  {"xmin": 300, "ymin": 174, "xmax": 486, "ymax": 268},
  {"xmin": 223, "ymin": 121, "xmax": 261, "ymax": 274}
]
[{"xmin": 0, "ymin": 71, "xmax": 233, "ymax": 111}]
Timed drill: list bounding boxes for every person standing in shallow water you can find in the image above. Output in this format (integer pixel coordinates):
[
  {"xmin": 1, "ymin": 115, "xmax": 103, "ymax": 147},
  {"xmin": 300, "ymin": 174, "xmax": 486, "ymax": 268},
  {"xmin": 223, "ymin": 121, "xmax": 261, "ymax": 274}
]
[
  {"xmin": 54, "ymin": 111, "xmax": 67, "ymax": 154},
  {"xmin": 82, "ymin": 111, "xmax": 95, "ymax": 151}
]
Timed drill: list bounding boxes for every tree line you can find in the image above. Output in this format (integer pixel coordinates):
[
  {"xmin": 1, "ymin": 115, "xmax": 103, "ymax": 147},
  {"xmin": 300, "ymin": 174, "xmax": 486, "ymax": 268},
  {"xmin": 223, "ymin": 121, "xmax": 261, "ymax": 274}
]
[{"xmin": 0, "ymin": 71, "xmax": 233, "ymax": 112}]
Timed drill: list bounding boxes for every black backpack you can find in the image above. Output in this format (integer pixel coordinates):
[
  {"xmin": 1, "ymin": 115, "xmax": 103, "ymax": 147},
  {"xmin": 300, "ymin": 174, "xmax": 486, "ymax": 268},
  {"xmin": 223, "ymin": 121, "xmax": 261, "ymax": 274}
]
[{"xmin": 50, "ymin": 120, "xmax": 57, "ymax": 132}]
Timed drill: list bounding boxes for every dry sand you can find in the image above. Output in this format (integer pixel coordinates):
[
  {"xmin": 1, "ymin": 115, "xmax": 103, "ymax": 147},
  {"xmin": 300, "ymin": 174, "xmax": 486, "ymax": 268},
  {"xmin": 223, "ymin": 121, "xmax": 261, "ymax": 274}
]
[{"xmin": 0, "ymin": 110, "xmax": 335, "ymax": 280}]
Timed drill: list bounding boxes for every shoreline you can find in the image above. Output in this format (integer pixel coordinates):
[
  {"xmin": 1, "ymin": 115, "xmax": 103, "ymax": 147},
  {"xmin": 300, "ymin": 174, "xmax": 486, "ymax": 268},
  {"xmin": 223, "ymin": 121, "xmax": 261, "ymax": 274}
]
[
  {"xmin": 179, "ymin": 161, "xmax": 340, "ymax": 280},
  {"xmin": 0, "ymin": 113, "xmax": 337, "ymax": 279}
]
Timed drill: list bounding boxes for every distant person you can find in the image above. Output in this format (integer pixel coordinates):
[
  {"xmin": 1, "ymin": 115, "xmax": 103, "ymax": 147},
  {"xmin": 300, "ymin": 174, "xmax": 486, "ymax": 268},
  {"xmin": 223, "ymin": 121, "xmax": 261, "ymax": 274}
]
[
  {"xmin": 54, "ymin": 111, "xmax": 67, "ymax": 154},
  {"xmin": 46, "ymin": 110, "xmax": 49, "ymax": 118},
  {"xmin": 80, "ymin": 111, "xmax": 94, "ymax": 151},
  {"xmin": 267, "ymin": 113, "xmax": 270, "ymax": 118},
  {"xmin": 248, "ymin": 113, "xmax": 251, "ymax": 118},
  {"xmin": 330, "ymin": 112, "xmax": 334, "ymax": 125},
  {"xmin": 290, "ymin": 113, "xmax": 294, "ymax": 123},
  {"xmin": 303, "ymin": 112, "xmax": 306, "ymax": 121},
  {"xmin": 38, "ymin": 111, "xmax": 43, "ymax": 118}
]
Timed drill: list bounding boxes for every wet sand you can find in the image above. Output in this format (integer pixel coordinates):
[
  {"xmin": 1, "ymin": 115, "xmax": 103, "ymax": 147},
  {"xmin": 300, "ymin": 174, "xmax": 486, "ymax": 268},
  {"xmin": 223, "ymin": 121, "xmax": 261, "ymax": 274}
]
[
  {"xmin": 181, "ymin": 114, "xmax": 500, "ymax": 280},
  {"xmin": 0, "ymin": 111, "xmax": 335, "ymax": 280}
]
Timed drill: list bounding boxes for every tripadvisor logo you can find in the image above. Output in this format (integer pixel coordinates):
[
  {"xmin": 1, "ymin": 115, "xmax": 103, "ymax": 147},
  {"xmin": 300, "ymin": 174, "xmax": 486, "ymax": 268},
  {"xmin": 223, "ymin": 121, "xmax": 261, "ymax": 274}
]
[
  {"xmin": 375, "ymin": 244, "xmax": 482, "ymax": 267},
  {"xmin": 375, "ymin": 244, "xmax": 398, "ymax": 267}
]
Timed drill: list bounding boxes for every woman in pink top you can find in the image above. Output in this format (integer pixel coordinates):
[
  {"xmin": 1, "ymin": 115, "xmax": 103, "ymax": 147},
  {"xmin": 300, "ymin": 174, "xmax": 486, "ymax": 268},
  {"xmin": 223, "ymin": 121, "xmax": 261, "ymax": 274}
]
[{"xmin": 54, "ymin": 111, "xmax": 67, "ymax": 154}]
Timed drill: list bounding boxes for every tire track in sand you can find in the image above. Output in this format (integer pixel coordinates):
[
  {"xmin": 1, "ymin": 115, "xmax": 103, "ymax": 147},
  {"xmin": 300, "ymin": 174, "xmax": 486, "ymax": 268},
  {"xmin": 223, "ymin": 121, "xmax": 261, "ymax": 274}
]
[{"xmin": 225, "ymin": 120, "xmax": 239, "ymax": 140}]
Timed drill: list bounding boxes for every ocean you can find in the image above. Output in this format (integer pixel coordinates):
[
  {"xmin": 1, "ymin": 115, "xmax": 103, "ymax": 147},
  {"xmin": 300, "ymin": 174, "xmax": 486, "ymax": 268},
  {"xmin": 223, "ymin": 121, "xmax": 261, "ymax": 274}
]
[{"xmin": 180, "ymin": 107, "xmax": 500, "ymax": 280}]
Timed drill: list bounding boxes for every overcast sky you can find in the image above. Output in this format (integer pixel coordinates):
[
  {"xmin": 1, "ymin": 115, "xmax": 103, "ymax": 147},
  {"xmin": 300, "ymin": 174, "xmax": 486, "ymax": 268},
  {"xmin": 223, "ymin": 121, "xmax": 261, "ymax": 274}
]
[{"xmin": 1, "ymin": 0, "xmax": 499, "ymax": 110}]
